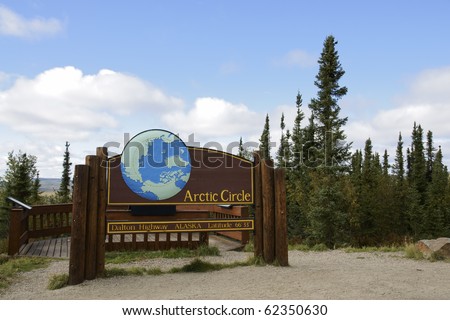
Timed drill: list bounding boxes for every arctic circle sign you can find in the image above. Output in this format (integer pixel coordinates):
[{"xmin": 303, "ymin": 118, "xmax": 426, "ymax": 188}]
[{"xmin": 107, "ymin": 129, "xmax": 254, "ymax": 205}]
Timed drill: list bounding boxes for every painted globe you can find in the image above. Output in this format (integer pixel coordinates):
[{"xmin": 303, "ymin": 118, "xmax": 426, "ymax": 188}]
[{"xmin": 120, "ymin": 130, "xmax": 191, "ymax": 201}]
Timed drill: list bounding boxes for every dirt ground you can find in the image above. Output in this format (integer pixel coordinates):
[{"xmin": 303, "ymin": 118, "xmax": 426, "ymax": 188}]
[{"xmin": 1, "ymin": 250, "xmax": 450, "ymax": 300}]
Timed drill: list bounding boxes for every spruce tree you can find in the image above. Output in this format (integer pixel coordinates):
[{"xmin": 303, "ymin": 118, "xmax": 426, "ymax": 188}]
[
  {"xmin": 238, "ymin": 137, "xmax": 244, "ymax": 157},
  {"xmin": 392, "ymin": 132, "xmax": 408, "ymax": 235},
  {"xmin": 309, "ymin": 35, "xmax": 351, "ymax": 169},
  {"xmin": 291, "ymin": 92, "xmax": 305, "ymax": 170},
  {"xmin": 3, "ymin": 151, "xmax": 39, "ymax": 204},
  {"xmin": 57, "ymin": 141, "xmax": 72, "ymax": 203},
  {"xmin": 276, "ymin": 113, "xmax": 292, "ymax": 168},
  {"xmin": 303, "ymin": 114, "xmax": 318, "ymax": 168},
  {"xmin": 407, "ymin": 123, "xmax": 427, "ymax": 237},
  {"xmin": 259, "ymin": 114, "xmax": 272, "ymax": 160},
  {"xmin": 425, "ymin": 147, "xmax": 448, "ymax": 237},
  {"xmin": 410, "ymin": 123, "xmax": 427, "ymax": 201},
  {"xmin": 392, "ymin": 132, "xmax": 405, "ymax": 184},
  {"xmin": 31, "ymin": 172, "xmax": 42, "ymax": 204},
  {"xmin": 425, "ymin": 130, "xmax": 435, "ymax": 183},
  {"xmin": 382, "ymin": 150, "xmax": 389, "ymax": 176}
]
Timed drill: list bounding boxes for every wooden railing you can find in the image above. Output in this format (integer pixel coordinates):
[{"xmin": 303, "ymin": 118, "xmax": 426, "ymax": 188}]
[
  {"xmin": 8, "ymin": 198, "xmax": 72, "ymax": 256},
  {"xmin": 8, "ymin": 199, "xmax": 251, "ymax": 255}
]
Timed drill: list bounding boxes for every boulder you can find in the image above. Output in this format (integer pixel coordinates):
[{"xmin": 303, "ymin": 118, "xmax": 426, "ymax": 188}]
[{"xmin": 416, "ymin": 238, "xmax": 450, "ymax": 259}]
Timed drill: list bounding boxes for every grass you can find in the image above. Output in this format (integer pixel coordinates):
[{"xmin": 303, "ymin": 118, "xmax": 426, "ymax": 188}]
[
  {"xmin": 169, "ymin": 256, "xmax": 264, "ymax": 273},
  {"xmin": 0, "ymin": 256, "xmax": 51, "ymax": 290},
  {"xmin": 47, "ymin": 273, "xmax": 69, "ymax": 290},
  {"xmin": 404, "ymin": 244, "xmax": 425, "ymax": 260},
  {"xmin": 0, "ymin": 239, "xmax": 8, "ymax": 255},
  {"xmin": 47, "ymin": 256, "xmax": 264, "ymax": 291},
  {"xmin": 404, "ymin": 244, "xmax": 450, "ymax": 262},
  {"xmin": 105, "ymin": 245, "xmax": 220, "ymax": 264},
  {"xmin": 344, "ymin": 245, "xmax": 404, "ymax": 253}
]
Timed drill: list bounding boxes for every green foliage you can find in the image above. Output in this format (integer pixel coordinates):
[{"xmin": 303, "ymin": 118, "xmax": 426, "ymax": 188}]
[
  {"xmin": 3, "ymin": 150, "xmax": 40, "ymax": 204},
  {"xmin": 169, "ymin": 257, "xmax": 260, "ymax": 274},
  {"xmin": 47, "ymin": 273, "xmax": 69, "ymax": 290},
  {"xmin": 308, "ymin": 35, "xmax": 351, "ymax": 169},
  {"xmin": 344, "ymin": 246, "xmax": 403, "ymax": 253},
  {"xmin": 103, "ymin": 267, "xmax": 148, "ymax": 277},
  {"xmin": 404, "ymin": 244, "xmax": 425, "ymax": 260},
  {"xmin": 56, "ymin": 141, "xmax": 72, "ymax": 203},
  {"xmin": 276, "ymin": 113, "xmax": 292, "ymax": 168},
  {"xmin": 259, "ymin": 114, "xmax": 272, "ymax": 160},
  {"xmin": 275, "ymin": 35, "xmax": 450, "ymax": 248}
]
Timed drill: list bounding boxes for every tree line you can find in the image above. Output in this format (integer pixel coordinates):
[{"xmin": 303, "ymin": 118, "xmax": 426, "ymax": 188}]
[
  {"xmin": 256, "ymin": 35, "xmax": 450, "ymax": 247},
  {"xmin": 0, "ymin": 141, "xmax": 72, "ymax": 206}
]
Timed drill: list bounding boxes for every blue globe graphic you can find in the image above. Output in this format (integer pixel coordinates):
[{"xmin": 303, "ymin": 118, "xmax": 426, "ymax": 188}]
[{"xmin": 120, "ymin": 130, "xmax": 191, "ymax": 201}]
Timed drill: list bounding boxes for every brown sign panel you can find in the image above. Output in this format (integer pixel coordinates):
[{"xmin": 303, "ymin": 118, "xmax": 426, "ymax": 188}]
[
  {"xmin": 108, "ymin": 147, "xmax": 254, "ymax": 205},
  {"xmin": 107, "ymin": 219, "xmax": 254, "ymax": 234}
]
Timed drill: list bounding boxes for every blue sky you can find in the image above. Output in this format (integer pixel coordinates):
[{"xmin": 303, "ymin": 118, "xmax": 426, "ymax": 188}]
[{"xmin": 1, "ymin": 0, "xmax": 450, "ymax": 177}]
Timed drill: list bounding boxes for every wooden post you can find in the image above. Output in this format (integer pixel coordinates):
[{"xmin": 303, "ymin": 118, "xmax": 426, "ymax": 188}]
[
  {"xmin": 253, "ymin": 151, "xmax": 263, "ymax": 258},
  {"xmin": 96, "ymin": 147, "xmax": 108, "ymax": 276},
  {"xmin": 275, "ymin": 168, "xmax": 288, "ymax": 266},
  {"xmin": 238, "ymin": 205, "xmax": 250, "ymax": 245},
  {"xmin": 85, "ymin": 155, "xmax": 100, "ymax": 280},
  {"xmin": 261, "ymin": 159, "xmax": 275, "ymax": 263},
  {"xmin": 69, "ymin": 165, "xmax": 89, "ymax": 285},
  {"xmin": 7, "ymin": 208, "xmax": 23, "ymax": 256}
]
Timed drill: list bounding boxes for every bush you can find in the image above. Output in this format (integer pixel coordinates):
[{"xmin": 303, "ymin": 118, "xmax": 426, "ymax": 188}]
[
  {"xmin": 404, "ymin": 244, "xmax": 424, "ymax": 260},
  {"xmin": 47, "ymin": 274, "xmax": 69, "ymax": 290}
]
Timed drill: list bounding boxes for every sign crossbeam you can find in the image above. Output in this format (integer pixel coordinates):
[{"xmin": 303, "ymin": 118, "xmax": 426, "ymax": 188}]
[{"xmin": 107, "ymin": 219, "xmax": 254, "ymax": 234}]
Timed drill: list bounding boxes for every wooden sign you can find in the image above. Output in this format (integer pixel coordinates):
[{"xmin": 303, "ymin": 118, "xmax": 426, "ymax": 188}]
[
  {"xmin": 107, "ymin": 130, "xmax": 253, "ymax": 206},
  {"xmin": 107, "ymin": 219, "xmax": 254, "ymax": 234}
]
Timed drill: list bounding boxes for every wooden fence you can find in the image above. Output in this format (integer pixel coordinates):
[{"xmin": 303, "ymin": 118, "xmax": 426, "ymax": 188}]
[
  {"xmin": 8, "ymin": 202, "xmax": 72, "ymax": 256},
  {"xmin": 7, "ymin": 202, "xmax": 250, "ymax": 256}
]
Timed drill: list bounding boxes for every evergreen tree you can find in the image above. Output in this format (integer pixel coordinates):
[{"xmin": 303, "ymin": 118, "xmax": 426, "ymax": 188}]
[
  {"xmin": 392, "ymin": 132, "xmax": 405, "ymax": 184},
  {"xmin": 425, "ymin": 147, "xmax": 448, "ymax": 237},
  {"xmin": 31, "ymin": 172, "xmax": 42, "ymax": 204},
  {"xmin": 407, "ymin": 123, "xmax": 427, "ymax": 238},
  {"xmin": 259, "ymin": 114, "xmax": 272, "ymax": 160},
  {"xmin": 358, "ymin": 138, "xmax": 377, "ymax": 244},
  {"xmin": 291, "ymin": 92, "xmax": 305, "ymax": 170},
  {"xmin": 57, "ymin": 141, "xmax": 72, "ymax": 203},
  {"xmin": 3, "ymin": 151, "xmax": 39, "ymax": 204},
  {"xmin": 237, "ymin": 137, "xmax": 252, "ymax": 160},
  {"xmin": 309, "ymin": 35, "xmax": 351, "ymax": 169},
  {"xmin": 238, "ymin": 137, "xmax": 244, "ymax": 157},
  {"xmin": 303, "ymin": 114, "xmax": 318, "ymax": 168},
  {"xmin": 410, "ymin": 123, "xmax": 427, "ymax": 201},
  {"xmin": 307, "ymin": 173, "xmax": 349, "ymax": 247},
  {"xmin": 392, "ymin": 132, "xmax": 408, "ymax": 235},
  {"xmin": 382, "ymin": 150, "xmax": 389, "ymax": 176},
  {"xmin": 276, "ymin": 113, "xmax": 291, "ymax": 168},
  {"xmin": 425, "ymin": 130, "xmax": 435, "ymax": 183}
]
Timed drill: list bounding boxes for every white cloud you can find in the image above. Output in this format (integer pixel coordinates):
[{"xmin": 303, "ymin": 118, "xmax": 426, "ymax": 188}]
[
  {"xmin": 0, "ymin": 5, "xmax": 64, "ymax": 39},
  {"xmin": 275, "ymin": 49, "xmax": 316, "ymax": 68},
  {"xmin": 162, "ymin": 97, "xmax": 263, "ymax": 144},
  {"xmin": 0, "ymin": 66, "xmax": 183, "ymax": 141},
  {"xmin": 347, "ymin": 66, "xmax": 450, "ymax": 162}
]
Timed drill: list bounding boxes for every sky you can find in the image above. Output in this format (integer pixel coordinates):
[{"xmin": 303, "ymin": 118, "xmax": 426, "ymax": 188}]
[{"xmin": 1, "ymin": 0, "xmax": 450, "ymax": 177}]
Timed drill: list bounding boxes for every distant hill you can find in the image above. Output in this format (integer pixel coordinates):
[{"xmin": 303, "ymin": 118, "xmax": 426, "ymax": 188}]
[{"xmin": 39, "ymin": 178, "xmax": 61, "ymax": 193}]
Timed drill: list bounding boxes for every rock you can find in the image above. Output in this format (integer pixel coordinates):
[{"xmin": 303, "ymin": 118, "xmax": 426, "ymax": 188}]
[{"xmin": 416, "ymin": 238, "xmax": 450, "ymax": 259}]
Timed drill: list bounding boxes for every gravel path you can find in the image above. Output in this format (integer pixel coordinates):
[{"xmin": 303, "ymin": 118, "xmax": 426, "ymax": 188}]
[{"xmin": 1, "ymin": 250, "xmax": 449, "ymax": 300}]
